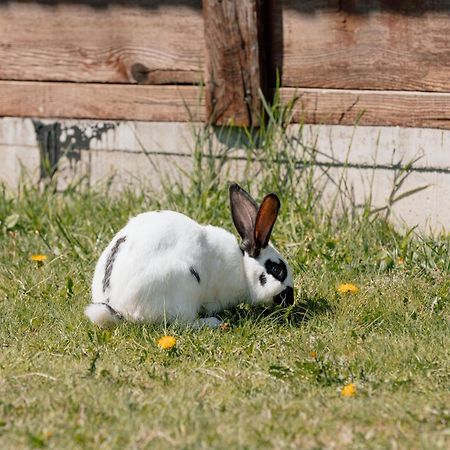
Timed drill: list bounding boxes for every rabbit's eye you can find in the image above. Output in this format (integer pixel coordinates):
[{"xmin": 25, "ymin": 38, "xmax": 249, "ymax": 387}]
[
  {"xmin": 272, "ymin": 266, "xmax": 282, "ymax": 277},
  {"xmin": 264, "ymin": 259, "xmax": 287, "ymax": 282}
]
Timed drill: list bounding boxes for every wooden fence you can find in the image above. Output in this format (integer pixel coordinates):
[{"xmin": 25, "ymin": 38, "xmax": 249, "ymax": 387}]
[{"xmin": 1, "ymin": 1, "xmax": 450, "ymax": 128}]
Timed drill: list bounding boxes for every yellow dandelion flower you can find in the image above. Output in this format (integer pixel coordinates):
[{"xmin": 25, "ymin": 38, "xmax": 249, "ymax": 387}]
[
  {"xmin": 337, "ymin": 283, "xmax": 359, "ymax": 294},
  {"xmin": 42, "ymin": 430, "xmax": 54, "ymax": 439},
  {"xmin": 341, "ymin": 383, "xmax": 357, "ymax": 397},
  {"xmin": 310, "ymin": 351, "xmax": 318, "ymax": 359},
  {"xmin": 157, "ymin": 335, "xmax": 176, "ymax": 350},
  {"xmin": 30, "ymin": 254, "xmax": 47, "ymax": 262}
]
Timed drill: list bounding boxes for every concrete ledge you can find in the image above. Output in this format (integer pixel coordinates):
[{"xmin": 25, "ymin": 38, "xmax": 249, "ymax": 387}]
[{"xmin": 0, "ymin": 117, "xmax": 448, "ymax": 232}]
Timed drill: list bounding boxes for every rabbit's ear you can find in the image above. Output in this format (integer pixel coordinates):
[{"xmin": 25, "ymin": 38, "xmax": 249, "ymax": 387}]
[
  {"xmin": 254, "ymin": 193, "xmax": 280, "ymax": 250},
  {"xmin": 229, "ymin": 183, "xmax": 258, "ymax": 248}
]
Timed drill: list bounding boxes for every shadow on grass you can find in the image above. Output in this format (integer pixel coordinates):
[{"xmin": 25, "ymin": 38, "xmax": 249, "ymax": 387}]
[
  {"xmin": 219, "ymin": 295, "xmax": 333, "ymax": 327},
  {"xmin": 84, "ymin": 296, "xmax": 333, "ymax": 347}
]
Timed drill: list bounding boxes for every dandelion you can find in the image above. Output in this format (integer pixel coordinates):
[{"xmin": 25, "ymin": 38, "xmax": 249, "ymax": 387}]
[
  {"xmin": 341, "ymin": 383, "xmax": 357, "ymax": 397},
  {"xmin": 30, "ymin": 254, "xmax": 47, "ymax": 263},
  {"xmin": 337, "ymin": 283, "xmax": 359, "ymax": 294},
  {"xmin": 310, "ymin": 351, "xmax": 318, "ymax": 359},
  {"xmin": 42, "ymin": 430, "xmax": 54, "ymax": 439},
  {"xmin": 157, "ymin": 335, "xmax": 176, "ymax": 350}
]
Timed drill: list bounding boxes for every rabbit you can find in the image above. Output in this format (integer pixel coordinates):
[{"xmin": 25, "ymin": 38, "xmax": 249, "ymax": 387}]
[{"xmin": 85, "ymin": 183, "xmax": 294, "ymax": 328}]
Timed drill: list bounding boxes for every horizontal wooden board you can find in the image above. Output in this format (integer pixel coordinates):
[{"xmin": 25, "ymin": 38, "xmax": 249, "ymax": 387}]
[
  {"xmin": 278, "ymin": 0, "xmax": 450, "ymax": 92},
  {"xmin": 0, "ymin": 1, "xmax": 204, "ymax": 84},
  {"xmin": 2, "ymin": 81, "xmax": 450, "ymax": 129},
  {"xmin": 280, "ymin": 87, "xmax": 450, "ymax": 129},
  {"xmin": 0, "ymin": 81, "xmax": 205, "ymax": 121}
]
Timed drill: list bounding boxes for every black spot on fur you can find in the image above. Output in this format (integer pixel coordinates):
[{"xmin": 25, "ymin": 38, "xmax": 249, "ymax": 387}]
[
  {"xmin": 102, "ymin": 236, "xmax": 127, "ymax": 294},
  {"xmin": 259, "ymin": 273, "xmax": 267, "ymax": 286},
  {"xmin": 190, "ymin": 266, "xmax": 201, "ymax": 284},
  {"xmin": 265, "ymin": 259, "xmax": 287, "ymax": 282},
  {"xmin": 100, "ymin": 302, "xmax": 124, "ymax": 319}
]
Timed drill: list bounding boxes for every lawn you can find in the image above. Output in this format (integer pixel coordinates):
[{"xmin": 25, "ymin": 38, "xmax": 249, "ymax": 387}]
[{"xmin": 0, "ymin": 120, "xmax": 449, "ymax": 449}]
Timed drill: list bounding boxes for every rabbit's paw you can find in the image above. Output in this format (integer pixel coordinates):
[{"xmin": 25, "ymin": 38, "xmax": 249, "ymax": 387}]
[{"xmin": 194, "ymin": 317, "xmax": 222, "ymax": 328}]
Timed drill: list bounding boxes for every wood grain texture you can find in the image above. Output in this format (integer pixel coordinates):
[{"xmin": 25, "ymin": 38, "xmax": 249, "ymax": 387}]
[
  {"xmin": 278, "ymin": 0, "xmax": 450, "ymax": 92},
  {"xmin": 3, "ymin": 81, "xmax": 449, "ymax": 129},
  {"xmin": 203, "ymin": 0, "xmax": 264, "ymax": 126},
  {"xmin": 0, "ymin": 1, "xmax": 204, "ymax": 85},
  {"xmin": 0, "ymin": 81, "xmax": 205, "ymax": 121},
  {"xmin": 280, "ymin": 87, "xmax": 450, "ymax": 129}
]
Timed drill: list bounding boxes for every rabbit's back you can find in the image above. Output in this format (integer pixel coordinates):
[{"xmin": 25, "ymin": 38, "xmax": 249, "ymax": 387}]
[{"xmin": 91, "ymin": 211, "xmax": 244, "ymax": 322}]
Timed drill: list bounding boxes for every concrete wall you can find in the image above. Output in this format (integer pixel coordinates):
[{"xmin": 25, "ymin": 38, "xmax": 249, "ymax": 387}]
[{"xmin": 0, "ymin": 117, "xmax": 449, "ymax": 233}]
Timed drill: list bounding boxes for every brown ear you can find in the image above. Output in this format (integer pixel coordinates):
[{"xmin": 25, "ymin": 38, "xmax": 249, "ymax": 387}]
[
  {"xmin": 229, "ymin": 183, "xmax": 258, "ymax": 247},
  {"xmin": 254, "ymin": 193, "xmax": 280, "ymax": 250}
]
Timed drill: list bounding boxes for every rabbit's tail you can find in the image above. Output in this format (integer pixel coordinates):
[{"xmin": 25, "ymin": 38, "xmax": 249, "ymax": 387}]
[{"xmin": 85, "ymin": 302, "xmax": 123, "ymax": 328}]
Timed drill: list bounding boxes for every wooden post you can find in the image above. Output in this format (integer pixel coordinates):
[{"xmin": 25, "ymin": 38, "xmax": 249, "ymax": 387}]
[{"xmin": 202, "ymin": 0, "xmax": 265, "ymax": 127}]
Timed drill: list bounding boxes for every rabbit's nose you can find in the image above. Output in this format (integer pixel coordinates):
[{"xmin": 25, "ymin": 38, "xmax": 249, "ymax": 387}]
[{"xmin": 273, "ymin": 286, "xmax": 294, "ymax": 307}]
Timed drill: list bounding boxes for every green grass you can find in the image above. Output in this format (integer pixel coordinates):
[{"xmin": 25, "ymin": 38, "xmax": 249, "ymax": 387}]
[{"xmin": 0, "ymin": 114, "xmax": 449, "ymax": 449}]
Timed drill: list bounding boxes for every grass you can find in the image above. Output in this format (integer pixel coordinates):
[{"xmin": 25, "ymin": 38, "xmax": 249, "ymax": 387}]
[{"xmin": 0, "ymin": 108, "xmax": 449, "ymax": 449}]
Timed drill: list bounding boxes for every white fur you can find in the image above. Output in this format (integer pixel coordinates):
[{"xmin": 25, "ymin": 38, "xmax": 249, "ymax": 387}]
[
  {"xmin": 85, "ymin": 303, "xmax": 122, "ymax": 328},
  {"xmin": 87, "ymin": 210, "xmax": 292, "ymax": 327}
]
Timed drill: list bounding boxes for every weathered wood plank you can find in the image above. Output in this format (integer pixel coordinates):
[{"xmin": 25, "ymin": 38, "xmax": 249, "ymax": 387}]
[
  {"xmin": 3, "ymin": 81, "xmax": 450, "ymax": 129},
  {"xmin": 203, "ymin": 0, "xmax": 264, "ymax": 126},
  {"xmin": 278, "ymin": 0, "xmax": 450, "ymax": 92},
  {"xmin": 0, "ymin": 81, "xmax": 205, "ymax": 121},
  {"xmin": 280, "ymin": 87, "xmax": 450, "ymax": 129},
  {"xmin": 0, "ymin": 1, "xmax": 204, "ymax": 85}
]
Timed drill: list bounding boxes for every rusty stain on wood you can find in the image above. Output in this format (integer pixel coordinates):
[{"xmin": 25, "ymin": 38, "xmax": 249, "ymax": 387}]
[{"xmin": 203, "ymin": 0, "xmax": 265, "ymax": 127}]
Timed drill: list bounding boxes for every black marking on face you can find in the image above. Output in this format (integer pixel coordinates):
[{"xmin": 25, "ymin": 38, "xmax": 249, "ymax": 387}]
[
  {"xmin": 102, "ymin": 236, "xmax": 127, "ymax": 294},
  {"xmin": 265, "ymin": 259, "xmax": 287, "ymax": 282},
  {"xmin": 190, "ymin": 266, "xmax": 201, "ymax": 284},
  {"xmin": 273, "ymin": 286, "xmax": 294, "ymax": 307},
  {"xmin": 259, "ymin": 272, "xmax": 267, "ymax": 286}
]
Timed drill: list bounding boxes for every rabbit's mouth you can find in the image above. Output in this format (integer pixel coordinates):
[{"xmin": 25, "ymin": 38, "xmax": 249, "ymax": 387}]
[{"xmin": 273, "ymin": 286, "xmax": 294, "ymax": 307}]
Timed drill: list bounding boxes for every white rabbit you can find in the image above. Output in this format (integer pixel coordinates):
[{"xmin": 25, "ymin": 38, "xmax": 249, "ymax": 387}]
[{"xmin": 85, "ymin": 183, "xmax": 294, "ymax": 328}]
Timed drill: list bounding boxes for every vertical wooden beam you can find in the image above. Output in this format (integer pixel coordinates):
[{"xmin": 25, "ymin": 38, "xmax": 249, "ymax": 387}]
[{"xmin": 203, "ymin": 0, "xmax": 265, "ymax": 127}]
